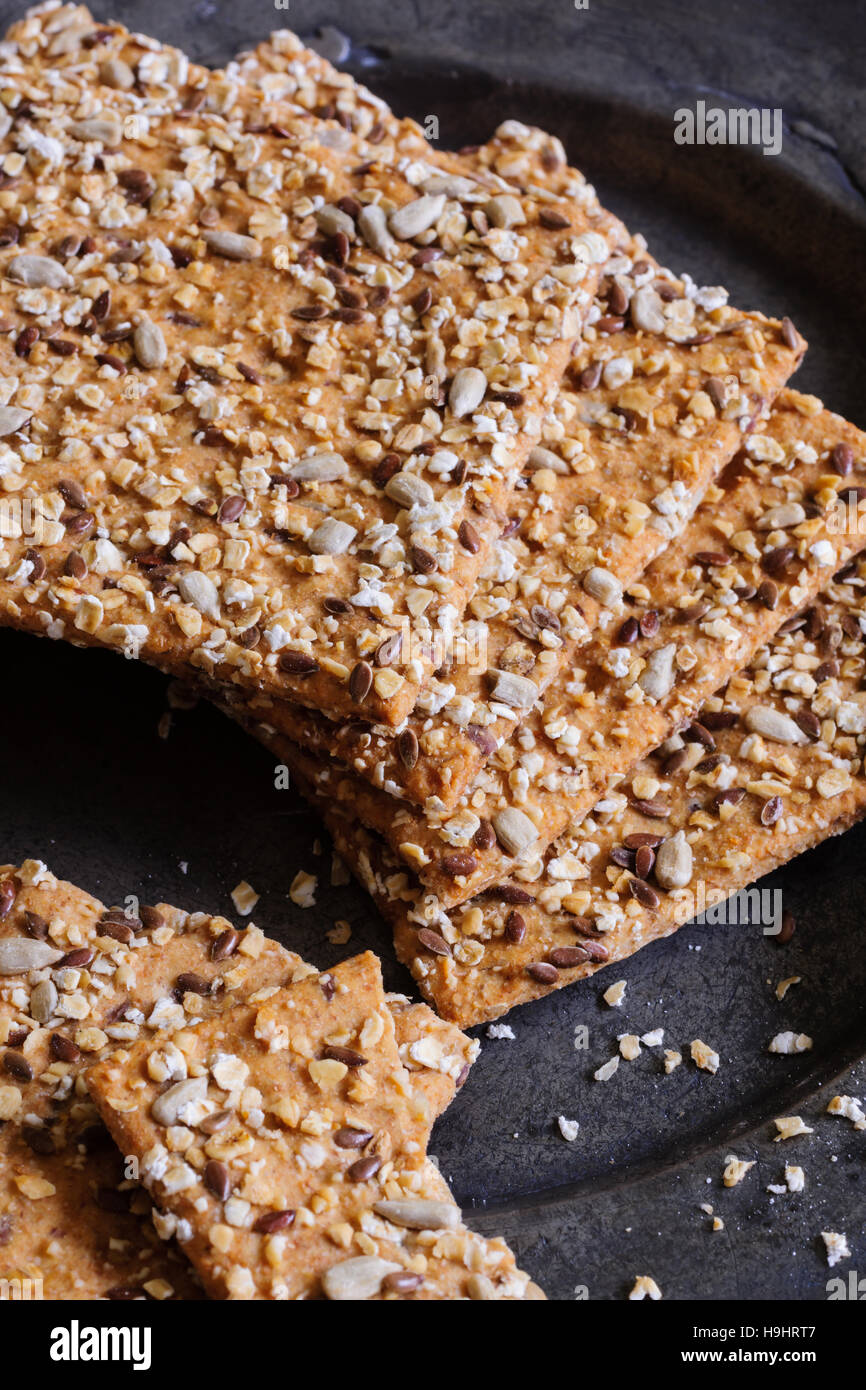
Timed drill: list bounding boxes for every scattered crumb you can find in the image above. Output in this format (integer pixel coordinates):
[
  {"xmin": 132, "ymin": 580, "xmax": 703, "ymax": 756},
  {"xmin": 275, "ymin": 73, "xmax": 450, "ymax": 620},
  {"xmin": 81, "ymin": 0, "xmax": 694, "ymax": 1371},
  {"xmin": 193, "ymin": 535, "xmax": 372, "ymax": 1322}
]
[
  {"xmin": 775, "ymin": 975, "xmax": 801, "ymax": 1000},
  {"xmin": 768, "ymin": 1031, "xmax": 813, "ymax": 1055},
  {"xmin": 157, "ymin": 711, "xmax": 172, "ymax": 740},
  {"xmin": 629, "ymin": 1275, "xmax": 662, "ymax": 1301},
  {"xmin": 700, "ymin": 1202, "xmax": 713, "ymax": 1215},
  {"xmin": 723, "ymin": 1155, "xmax": 755, "ymax": 1188},
  {"xmin": 558, "ymin": 1116, "xmax": 580, "ymax": 1142},
  {"xmin": 487, "ymin": 1023, "xmax": 516, "ymax": 1041},
  {"xmin": 690, "ymin": 1039, "xmax": 720, "ymax": 1074},
  {"xmin": 641, "ymin": 1028, "xmax": 664, "ymax": 1046},
  {"xmin": 712, "ymin": 1217, "xmax": 724, "ymax": 1231},
  {"xmin": 330, "ymin": 853, "xmax": 350, "ymax": 887},
  {"xmin": 774, "ymin": 1115, "xmax": 814, "ymax": 1141},
  {"xmin": 603, "ymin": 979, "xmax": 627, "ymax": 1008},
  {"xmin": 594, "ymin": 1056, "xmax": 620, "ymax": 1082},
  {"xmin": 230, "ymin": 880, "xmax": 259, "ymax": 916},
  {"xmin": 178, "ymin": 861, "xmax": 188, "ymax": 875},
  {"xmin": 785, "ymin": 1165, "xmax": 805, "ymax": 1192},
  {"xmin": 289, "ymin": 870, "xmax": 317, "ymax": 908},
  {"xmin": 664, "ymin": 1049, "xmax": 682, "ymax": 1074},
  {"xmin": 826, "ymin": 1095, "xmax": 866, "ymax": 1130},
  {"xmin": 618, "ymin": 1033, "xmax": 641, "ymax": 1061},
  {"xmin": 821, "ymin": 1231, "xmax": 851, "ymax": 1267},
  {"xmin": 312, "ymin": 838, "xmax": 322, "ymax": 856},
  {"xmin": 326, "ymin": 918, "xmax": 351, "ymax": 946}
]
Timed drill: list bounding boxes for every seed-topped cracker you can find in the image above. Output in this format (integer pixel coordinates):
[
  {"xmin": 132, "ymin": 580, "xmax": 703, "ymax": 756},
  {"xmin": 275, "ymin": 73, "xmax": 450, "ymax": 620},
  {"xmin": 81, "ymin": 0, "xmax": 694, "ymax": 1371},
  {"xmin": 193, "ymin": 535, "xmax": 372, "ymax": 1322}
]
[
  {"xmin": 0, "ymin": 6, "xmax": 612, "ymax": 727},
  {"xmin": 230, "ymin": 390, "xmax": 866, "ymax": 911},
  {"xmin": 201, "ymin": 30, "xmax": 805, "ymax": 811},
  {"xmin": 0, "ymin": 862, "xmax": 476, "ymax": 1296},
  {"xmin": 295, "ymin": 528, "xmax": 866, "ymax": 1024},
  {"xmin": 87, "ymin": 951, "xmax": 542, "ymax": 1299}
]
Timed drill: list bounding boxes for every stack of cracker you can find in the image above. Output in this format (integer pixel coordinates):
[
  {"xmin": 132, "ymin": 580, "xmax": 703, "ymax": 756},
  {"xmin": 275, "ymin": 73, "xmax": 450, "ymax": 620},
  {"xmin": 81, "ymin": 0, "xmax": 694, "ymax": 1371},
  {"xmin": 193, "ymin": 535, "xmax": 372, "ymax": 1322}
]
[
  {"xmin": 0, "ymin": 860, "xmax": 540, "ymax": 1299},
  {"xmin": 0, "ymin": 2, "xmax": 865, "ymax": 1041}
]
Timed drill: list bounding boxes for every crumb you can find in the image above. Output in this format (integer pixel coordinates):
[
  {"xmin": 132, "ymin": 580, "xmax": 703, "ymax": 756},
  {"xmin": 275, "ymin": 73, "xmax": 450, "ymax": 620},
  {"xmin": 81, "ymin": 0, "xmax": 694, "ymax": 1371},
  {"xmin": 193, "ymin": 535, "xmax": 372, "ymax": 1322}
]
[
  {"xmin": 775, "ymin": 975, "xmax": 801, "ymax": 1001},
  {"xmin": 773, "ymin": 1115, "xmax": 814, "ymax": 1141},
  {"xmin": 326, "ymin": 918, "xmax": 351, "ymax": 946},
  {"xmin": 487, "ymin": 1023, "xmax": 516, "ymax": 1040},
  {"xmin": 723, "ymin": 1155, "xmax": 755, "ymax": 1188},
  {"xmin": 312, "ymin": 838, "xmax": 322, "ymax": 856},
  {"xmin": 230, "ymin": 880, "xmax": 259, "ymax": 916},
  {"xmin": 618, "ymin": 1033, "xmax": 641, "ymax": 1060},
  {"xmin": 594, "ymin": 1056, "xmax": 619, "ymax": 1082},
  {"xmin": 629, "ymin": 1275, "xmax": 662, "ymax": 1301},
  {"xmin": 785, "ymin": 1165, "xmax": 805, "ymax": 1192},
  {"xmin": 664, "ymin": 1049, "xmax": 682, "ymax": 1074},
  {"xmin": 157, "ymin": 711, "xmax": 172, "ymax": 740},
  {"xmin": 821, "ymin": 1231, "xmax": 851, "ymax": 1267},
  {"xmin": 558, "ymin": 1116, "xmax": 580, "ymax": 1142},
  {"xmin": 768, "ymin": 1031, "xmax": 813, "ymax": 1055},
  {"xmin": 690, "ymin": 1039, "xmax": 719, "ymax": 1073},
  {"xmin": 712, "ymin": 1217, "xmax": 724, "ymax": 1231},
  {"xmin": 178, "ymin": 861, "xmax": 188, "ymax": 875},
  {"xmin": 289, "ymin": 870, "xmax": 317, "ymax": 908},
  {"xmin": 826, "ymin": 1095, "xmax": 866, "ymax": 1130},
  {"xmin": 700, "ymin": 1202, "xmax": 713, "ymax": 1215},
  {"xmin": 641, "ymin": 1028, "xmax": 664, "ymax": 1046},
  {"xmin": 603, "ymin": 979, "xmax": 627, "ymax": 1008}
]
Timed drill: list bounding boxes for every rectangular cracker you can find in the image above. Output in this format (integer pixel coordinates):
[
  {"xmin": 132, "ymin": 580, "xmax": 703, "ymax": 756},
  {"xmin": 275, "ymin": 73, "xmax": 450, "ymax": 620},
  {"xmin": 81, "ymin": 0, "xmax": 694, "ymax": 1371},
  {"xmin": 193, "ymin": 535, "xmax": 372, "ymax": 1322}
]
[
  {"xmin": 0, "ymin": 862, "xmax": 475, "ymax": 1298},
  {"xmin": 87, "ymin": 951, "xmax": 542, "ymax": 1300},
  {"xmin": 0, "ymin": 8, "xmax": 612, "ymax": 729},
  {"xmin": 297, "ymin": 542, "xmax": 866, "ymax": 1023},
  {"xmin": 204, "ymin": 30, "xmax": 806, "ymax": 811},
  {"xmin": 231, "ymin": 389, "xmax": 866, "ymax": 911}
]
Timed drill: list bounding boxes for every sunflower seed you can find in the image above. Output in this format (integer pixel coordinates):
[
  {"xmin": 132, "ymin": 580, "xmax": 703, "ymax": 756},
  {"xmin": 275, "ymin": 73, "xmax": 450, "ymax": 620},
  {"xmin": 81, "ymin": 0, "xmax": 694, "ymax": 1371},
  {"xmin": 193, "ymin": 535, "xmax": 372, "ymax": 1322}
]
[
  {"xmin": 100, "ymin": 57, "xmax": 135, "ymax": 89},
  {"xmin": 449, "ymin": 367, "xmax": 487, "ymax": 419},
  {"xmin": 757, "ymin": 503, "xmax": 806, "ymax": 530},
  {"xmin": 288, "ymin": 452, "xmax": 348, "ymax": 483},
  {"xmin": 357, "ymin": 204, "xmax": 395, "ymax": 258},
  {"xmin": 0, "ymin": 406, "xmax": 32, "ymax": 436},
  {"xmin": 583, "ymin": 566, "xmax": 623, "ymax": 608},
  {"xmin": 373, "ymin": 1199, "xmax": 459, "ymax": 1230},
  {"xmin": 202, "ymin": 229, "xmax": 262, "ymax": 261},
  {"xmin": 484, "ymin": 194, "xmax": 525, "ymax": 229},
  {"xmin": 308, "ymin": 518, "xmax": 357, "ymax": 556},
  {"xmin": 489, "ymin": 669, "xmax": 538, "ymax": 709},
  {"xmin": 639, "ymin": 644, "xmax": 677, "ymax": 701},
  {"xmin": 322, "ymin": 1256, "xmax": 401, "ymax": 1301},
  {"xmin": 527, "ymin": 445, "xmax": 568, "ymax": 474},
  {"xmin": 68, "ymin": 113, "xmax": 122, "ymax": 145},
  {"xmin": 654, "ymin": 831, "xmax": 694, "ymax": 890},
  {"xmin": 744, "ymin": 706, "xmax": 807, "ymax": 744},
  {"xmin": 177, "ymin": 571, "xmax": 220, "ymax": 620},
  {"xmin": 389, "ymin": 194, "xmax": 445, "ymax": 240},
  {"xmin": 151, "ymin": 1076, "xmax": 208, "ymax": 1127},
  {"xmin": 315, "ymin": 203, "xmax": 356, "ymax": 239},
  {"xmin": 492, "ymin": 806, "xmax": 539, "ymax": 858},
  {"xmin": 384, "ymin": 472, "xmax": 434, "ymax": 509},
  {"xmin": 7, "ymin": 254, "xmax": 73, "ymax": 289},
  {"xmin": 29, "ymin": 979, "xmax": 58, "ymax": 1022},
  {"xmin": 630, "ymin": 285, "xmax": 666, "ymax": 334},
  {"xmin": 133, "ymin": 317, "xmax": 166, "ymax": 369},
  {"xmin": 0, "ymin": 939, "xmax": 63, "ymax": 974}
]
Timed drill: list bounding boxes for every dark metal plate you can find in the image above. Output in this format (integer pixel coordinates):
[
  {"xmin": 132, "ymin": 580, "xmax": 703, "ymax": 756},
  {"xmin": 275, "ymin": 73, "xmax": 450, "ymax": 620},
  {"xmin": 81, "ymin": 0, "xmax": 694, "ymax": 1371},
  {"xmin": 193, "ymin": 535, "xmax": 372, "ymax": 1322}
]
[{"xmin": 1, "ymin": 0, "xmax": 864, "ymax": 1301}]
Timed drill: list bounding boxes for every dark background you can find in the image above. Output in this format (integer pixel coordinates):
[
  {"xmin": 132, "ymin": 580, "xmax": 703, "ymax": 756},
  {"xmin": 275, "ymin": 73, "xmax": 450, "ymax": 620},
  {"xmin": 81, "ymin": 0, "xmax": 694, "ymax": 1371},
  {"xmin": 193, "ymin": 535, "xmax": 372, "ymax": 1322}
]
[{"xmin": 1, "ymin": 0, "xmax": 864, "ymax": 1301}]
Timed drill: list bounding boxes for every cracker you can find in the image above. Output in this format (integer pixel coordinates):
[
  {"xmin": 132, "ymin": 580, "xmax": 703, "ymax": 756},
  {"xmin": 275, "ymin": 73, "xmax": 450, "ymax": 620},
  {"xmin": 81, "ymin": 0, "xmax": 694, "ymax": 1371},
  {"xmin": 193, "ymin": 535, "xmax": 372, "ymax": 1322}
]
[
  {"xmin": 206, "ymin": 32, "xmax": 805, "ymax": 810},
  {"xmin": 294, "ymin": 540, "xmax": 866, "ymax": 1023},
  {"xmin": 0, "ymin": 862, "xmax": 475, "ymax": 1296},
  {"xmin": 229, "ymin": 390, "xmax": 866, "ymax": 912},
  {"xmin": 87, "ymin": 951, "xmax": 542, "ymax": 1299},
  {"xmin": 0, "ymin": 8, "xmax": 610, "ymax": 728}
]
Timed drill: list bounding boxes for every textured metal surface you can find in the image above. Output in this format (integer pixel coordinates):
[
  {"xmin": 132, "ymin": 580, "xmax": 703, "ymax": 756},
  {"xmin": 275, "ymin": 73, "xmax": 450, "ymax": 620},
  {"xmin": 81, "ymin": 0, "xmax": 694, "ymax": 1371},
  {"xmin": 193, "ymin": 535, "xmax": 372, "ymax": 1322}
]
[{"xmin": 1, "ymin": 0, "xmax": 864, "ymax": 1301}]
